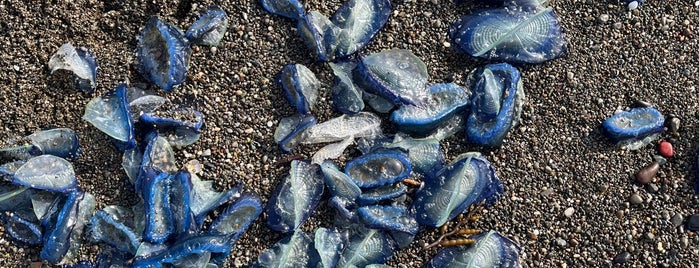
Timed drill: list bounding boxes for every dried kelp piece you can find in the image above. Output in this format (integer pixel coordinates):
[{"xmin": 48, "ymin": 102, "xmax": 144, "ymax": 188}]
[
  {"xmin": 252, "ymin": 231, "xmax": 321, "ymax": 268},
  {"xmin": 5, "ymin": 213, "xmax": 42, "ymax": 245},
  {"xmin": 276, "ymin": 64, "xmax": 320, "ymax": 114},
  {"xmin": 357, "ymin": 205, "xmax": 418, "ymax": 235},
  {"xmin": 385, "ymin": 134, "xmax": 445, "ymax": 175},
  {"xmin": 12, "ymin": 155, "xmax": 77, "ymax": 193},
  {"xmin": 303, "ymin": 112, "xmax": 382, "ymax": 144},
  {"xmin": 190, "ymin": 173, "xmax": 243, "ymax": 227},
  {"xmin": 41, "ymin": 191, "xmax": 95, "ymax": 265},
  {"xmin": 137, "ymin": 17, "xmax": 192, "ymax": 91},
  {"xmin": 141, "ymin": 171, "xmax": 174, "ymax": 244},
  {"xmin": 412, "ymin": 153, "xmax": 503, "ymax": 227},
  {"xmin": 330, "ymin": 62, "xmax": 364, "ymax": 115},
  {"xmin": 315, "ymin": 227, "xmax": 344, "ymax": 268},
  {"xmin": 210, "ymin": 193, "xmax": 262, "ymax": 242},
  {"xmin": 321, "ymin": 160, "xmax": 362, "ymax": 201},
  {"xmin": 602, "ymin": 107, "xmax": 664, "ymax": 144},
  {"xmin": 312, "ymin": 136, "xmax": 354, "ymax": 165},
  {"xmin": 331, "ymin": 0, "xmax": 391, "ymax": 59},
  {"xmin": 88, "ymin": 207, "xmax": 141, "ymax": 255},
  {"xmin": 449, "ymin": 7, "xmax": 567, "ymax": 64},
  {"xmin": 391, "ymin": 83, "xmax": 471, "ymax": 137},
  {"xmin": 140, "ymin": 107, "xmax": 204, "ymax": 148},
  {"xmin": 133, "ymin": 234, "xmax": 233, "ymax": 267},
  {"xmin": 274, "ymin": 114, "xmax": 317, "ymax": 152},
  {"xmin": 83, "ymin": 84, "xmax": 136, "ymax": 150},
  {"xmin": 336, "ymin": 226, "xmax": 397, "ymax": 267},
  {"xmin": 48, "ymin": 43, "xmax": 98, "ymax": 92},
  {"xmin": 344, "ymin": 149, "xmax": 411, "ymax": 188},
  {"xmin": 357, "ymin": 183, "xmax": 407, "ymax": 205},
  {"xmin": 355, "ymin": 49, "xmax": 429, "ymax": 105},
  {"xmin": 298, "ymin": 11, "xmax": 338, "ymax": 62},
  {"xmin": 186, "ymin": 5, "xmax": 229, "ymax": 46},
  {"xmin": 466, "ymin": 63, "xmax": 525, "ymax": 147},
  {"xmin": 425, "ymin": 230, "xmax": 522, "ymax": 268},
  {"xmin": 266, "ymin": 160, "xmax": 324, "ymax": 233},
  {"xmin": 260, "ymin": 0, "xmax": 304, "ymax": 19}
]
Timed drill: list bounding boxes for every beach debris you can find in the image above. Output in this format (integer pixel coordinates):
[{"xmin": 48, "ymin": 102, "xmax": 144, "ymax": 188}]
[
  {"xmin": 48, "ymin": 43, "xmax": 98, "ymax": 92},
  {"xmin": 185, "ymin": 5, "xmax": 229, "ymax": 46},
  {"xmin": 466, "ymin": 63, "xmax": 525, "ymax": 147},
  {"xmin": 658, "ymin": 141, "xmax": 674, "ymax": 158},
  {"xmin": 449, "ymin": 7, "xmax": 568, "ymax": 64},
  {"xmin": 635, "ymin": 161, "xmax": 659, "ymax": 185},
  {"xmin": 424, "ymin": 230, "xmax": 521, "ymax": 267},
  {"xmin": 0, "ymin": 128, "xmax": 81, "ymax": 161},
  {"xmin": 276, "ymin": 64, "xmax": 320, "ymax": 114},
  {"xmin": 355, "ymin": 49, "xmax": 430, "ymax": 105},
  {"xmin": 137, "ymin": 17, "xmax": 192, "ymax": 91},
  {"xmin": 265, "ymin": 160, "xmax": 324, "ymax": 233},
  {"xmin": 602, "ymin": 107, "xmax": 664, "ymax": 149},
  {"xmin": 390, "ymin": 83, "xmax": 471, "ymax": 137},
  {"xmin": 412, "ymin": 152, "xmax": 504, "ymax": 227},
  {"xmin": 83, "ymin": 84, "xmax": 136, "ymax": 150}
]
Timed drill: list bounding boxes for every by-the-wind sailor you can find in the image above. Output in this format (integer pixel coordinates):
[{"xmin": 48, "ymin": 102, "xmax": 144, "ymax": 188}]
[
  {"xmin": 252, "ymin": 231, "xmax": 321, "ymax": 268},
  {"xmin": 357, "ymin": 182, "xmax": 407, "ymax": 205},
  {"xmin": 311, "ymin": 136, "xmax": 354, "ymax": 165},
  {"xmin": 466, "ymin": 63, "xmax": 525, "ymax": 147},
  {"xmin": 266, "ymin": 160, "xmax": 324, "ymax": 233},
  {"xmin": 331, "ymin": 0, "xmax": 391, "ymax": 59},
  {"xmin": 41, "ymin": 191, "xmax": 95, "ymax": 265},
  {"xmin": 141, "ymin": 171, "xmax": 175, "ymax": 244},
  {"xmin": 5, "ymin": 213, "xmax": 42, "ymax": 245},
  {"xmin": 169, "ymin": 170, "xmax": 194, "ymax": 236},
  {"xmin": 315, "ymin": 227, "xmax": 344, "ymax": 268},
  {"xmin": 136, "ymin": 133, "xmax": 177, "ymax": 193},
  {"xmin": 302, "ymin": 112, "xmax": 382, "ymax": 144},
  {"xmin": 140, "ymin": 107, "xmax": 204, "ymax": 148},
  {"xmin": 185, "ymin": 5, "xmax": 229, "ymax": 46},
  {"xmin": 276, "ymin": 64, "xmax": 320, "ymax": 114},
  {"xmin": 355, "ymin": 49, "xmax": 429, "ymax": 105},
  {"xmin": 344, "ymin": 149, "xmax": 411, "ymax": 188},
  {"xmin": 385, "ymin": 133, "xmax": 445, "ymax": 175},
  {"xmin": 133, "ymin": 234, "xmax": 234, "ymax": 267},
  {"xmin": 601, "ymin": 107, "xmax": 664, "ymax": 144},
  {"xmin": 449, "ymin": 7, "xmax": 567, "ymax": 64},
  {"xmin": 357, "ymin": 205, "xmax": 418, "ymax": 236},
  {"xmin": 48, "ymin": 43, "xmax": 98, "ymax": 92},
  {"xmin": 189, "ymin": 173, "xmax": 243, "ymax": 227},
  {"xmin": 321, "ymin": 160, "xmax": 362, "ymax": 201},
  {"xmin": 127, "ymin": 86, "xmax": 168, "ymax": 118},
  {"xmin": 88, "ymin": 207, "xmax": 141, "ymax": 255},
  {"xmin": 26, "ymin": 128, "xmax": 81, "ymax": 161},
  {"xmin": 298, "ymin": 11, "xmax": 338, "ymax": 62},
  {"xmin": 274, "ymin": 114, "xmax": 317, "ymax": 152},
  {"xmin": 412, "ymin": 152, "xmax": 504, "ymax": 227},
  {"xmin": 260, "ymin": 0, "xmax": 304, "ymax": 20},
  {"xmin": 83, "ymin": 84, "xmax": 136, "ymax": 150},
  {"xmin": 210, "ymin": 193, "xmax": 262, "ymax": 242},
  {"xmin": 425, "ymin": 230, "xmax": 522, "ymax": 268},
  {"xmin": 336, "ymin": 226, "xmax": 397, "ymax": 267},
  {"xmin": 12, "ymin": 155, "xmax": 77, "ymax": 193},
  {"xmin": 330, "ymin": 62, "xmax": 364, "ymax": 115},
  {"xmin": 391, "ymin": 83, "xmax": 471, "ymax": 136},
  {"xmin": 137, "ymin": 17, "xmax": 192, "ymax": 91}
]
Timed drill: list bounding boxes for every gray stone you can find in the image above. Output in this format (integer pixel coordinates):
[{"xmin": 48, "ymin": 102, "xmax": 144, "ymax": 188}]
[
  {"xmin": 613, "ymin": 251, "xmax": 632, "ymax": 263},
  {"xmin": 670, "ymin": 213, "xmax": 684, "ymax": 228},
  {"xmin": 629, "ymin": 193, "xmax": 643, "ymax": 205}
]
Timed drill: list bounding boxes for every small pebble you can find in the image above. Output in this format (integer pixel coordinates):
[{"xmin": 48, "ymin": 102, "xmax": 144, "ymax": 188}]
[
  {"xmin": 556, "ymin": 238, "xmax": 567, "ymax": 248},
  {"xmin": 613, "ymin": 251, "xmax": 631, "ymax": 263},
  {"xmin": 629, "ymin": 193, "xmax": 643, "ymax": 205},
  {"xmin": 628, "ymin": 1, "xmax": 639, "ymax": 10},
  {"xmin": 652, "ymin": 155, "xmax": 667, "ymax": 166},
  {"xmin": 646, "ymin": 232, "xmax": 655, "ymax": 240},
  {"xmin": 670, "ymin": 213, "xmax": 684, "ymax": 228},
  {"xmin": 658, "ymin": 141, "xmax": 673, "ymax": 158},
  {"xmin": 646, "ymin": 183, "xmax": 659, "ymax": 193},
  {"xmin": 668, "ymin": 117, "xmax": 680, "ymax": 133},
  {"xmin": 563, "ymin": 207, "xmax": 575, "ymax": 218},
  {"xmin": 686, "ymin": 214, "xmax": 699, "ymax": 231},
  {"xmin": 635, "ymin": 162, "xmax": 659, "ymax": 184},
  {"xmin": 598, "ymin": 14, "xmax": 610, "ymax": 23},
  {"xmin": 632, "ymin": 100, "xmax": 652, "ymax": 108}
]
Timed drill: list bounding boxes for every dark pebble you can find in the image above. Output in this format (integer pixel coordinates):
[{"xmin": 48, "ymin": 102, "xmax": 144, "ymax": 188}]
[
  {"xmin": 667, "ymin": 117, "xmax": 680, "ymax": 133},
  {"xmin": 686, "ymin": 214, "xmax": 699, "ymax": 231},
  {"xmin": 635, "ymin": 162, "xmax": 659, "ymax": 184},
  {"xmin": 646, "ymin": 183, "xmax": 659, "ymax": 193},
  {"xmin": 613, "ymin": 251, "xmax": 632, "ymax": 263},
  {"xmin": 632, "ymin": 100, "xmax": 652, "ymax": 108},
  {"xmin": 670, "ymin": 213, "xmax": 684, "ymax": 228},
  {"xmin": 629, "ymin": 193, "xmax": 643, "ymax": 205}
]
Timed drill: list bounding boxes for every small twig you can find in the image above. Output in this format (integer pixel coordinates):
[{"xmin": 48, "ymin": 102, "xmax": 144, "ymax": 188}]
[{"xmin": 422, "ymin": 201, "xmax": 485, "ymax": 250}]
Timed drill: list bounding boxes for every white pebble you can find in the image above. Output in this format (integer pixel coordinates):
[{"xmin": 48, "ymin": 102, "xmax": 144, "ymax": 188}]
[
  {"xmin": 628, "ymin": 1, "xmax": 639, "ymax": 11},
  {"xmin": 564, "ymin": 207, "xmax": 575, "ymax": 217}
]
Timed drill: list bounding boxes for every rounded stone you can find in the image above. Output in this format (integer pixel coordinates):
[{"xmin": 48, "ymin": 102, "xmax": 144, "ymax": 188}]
[
  {"xmin": 686, "ymin": 214, "xmax": 699, "ymax": 231},
  {"xmin": 667, "ymin": 117, "xmax": 680, "ymax": 133},
  {"xmin": 635, "ymin": 162, "xmax": 659, "ymax": 184},
  {"xmin": 670, "ymin": 213, "xmax": 684, "ymax": 228},
  {"xmin": 564, "ymin": 207, "xmax": 575, "ymax": 218},
  {"xmin": 613, "ymin": 251, "xmax": 632, "ymax": 263},
  {"xmin": 659, "ymin": 141, "xmax": 673, "ymax": 158},
  {"xmin": 629, "ymin": 193, "xmax": 643, "ymax": 205}
]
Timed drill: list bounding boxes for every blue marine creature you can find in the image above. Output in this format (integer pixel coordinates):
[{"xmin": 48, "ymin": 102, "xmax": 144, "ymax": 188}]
[
  {"xmin": 266, "ymin": 160, "xmax": 324, "ymax": 233},
  {"xmin": 466, "ymin": 63, "xmax": 525, "ymax": 147},
  {"xmin": 186, "ymin": 5, "xmax": 229, "ymax": 46},
  {"xmin": 424, "ymin": 230, "xmax": 522, "ymax": 267},
  {"xmin": 602, "ymin": 107, "xmax": 664, "ymax": 143},
  {"xmin": 88, "ymin": 207, "xmax": 141, "ymax": 255},
  {"xmin": 344, "ymin": 149, "xmax": 412, "ymax": 188},
  {"xmin": 330, "ymin": 62, "xmax": 365, "ymax": 115},
  {"xmin": 40, "ymin": 191, "xmax": 95, "ymax": 265},
  {"xmin": 449, "ymin": 7, "xmax": 568, "ymax": 64},
  {"xmin": 276, "ymin": 64, "xmax": 320, "ymax": 114},
  {"xmin": 5, "ymin": 213, "xmax": 43, "ymax": 245},
  {"xmin": 355, "ymin": 49, "xmax": 430, "ymax": 105},
  {"xmin": 0, "ymin": 128, "xmax": 81, "ymax": 161},
  {"xmin": 391, "ymin": 83, "xmax": 471, "ymax": 136},
  {"xmin": 260, "ymin": 0, "xmax": 304, "ymax": 20},
  {"xmin": 137, "ymin": 17, "xmax": 192, "ymax": 91},
  {"xmin": 274, "ymin": 114, "xmax": 317, "ymax": 152},
  {"xmin": 48, "ymin": 43, "xmax": 98, "ymax": 92},
  {"xmin": 12, "ymin": 155, "xmax": 78, "ymax": 193}
]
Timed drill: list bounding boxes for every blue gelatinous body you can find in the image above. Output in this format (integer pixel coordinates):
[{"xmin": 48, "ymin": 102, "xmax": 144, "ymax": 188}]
[
  {"xmin": 26, "ymin": 128, "xmax": 82, "ymax": 161},
  {"xmin": 140, "ymin": 107, "xmax": 204, "ymax": 148},
  {"xmin": 190, "ymin": 175, "xmax": 242, "ymax": 227},
  {"xmin": 133, "ymin": 234, "xmax": 233, "ymax": 267},
  {"xmin": 48, "ymin": 43, "xmax": 98, "ymax": 92},
  {"xmin": 137, "ymin": 17, "xmax": 192, "ymax": 91},
  {"xmin": 83, "ymin": 84, "xmax": 136, "ymax": 150},
  {"xmin": 602, "ymin": 107, "xmax": 664, "ymax": 142},
  {"xmin": 185, "ymin": 5, "xmax": 229, "ymax": 46},
  {"xmin": 344, "ymin": 149, "xmax": 412, "ymax": 188},
  {"xmin": 315, "ymin": 227, "xmax": 344, "ymax": 268},
  {"xmin": 297, "ymin": 11, "xmax": 337, "ymax": 62},
  {"xmin": 210, "ymin": 193, "xmax": 262, "ymax": 242},
  {"xmin": 357, "ymin": 183, "xmax": 407, "ymax": 205},
  {"xmin": 336, "ymin": 226, "xmax": 397, "ymax": 267},
  {"xmin": 276, "ymin": 64, "xmax": 320, "ymax": 114},
  {"xmin": 141, "ymin": 171, "xmax": 174, "ymax": 244},
  {"xmin": 89, "ymin": 209, "xmax": 141, "ymax": 255},
  {"xmin": 412, "ymin": 153, "xmax": 504, "ymax": 227},
  {"xmin": 331, "ymin": 0, "xmax": 391, "ymax": 59},
  {"xmin": 252, "ymin": 231, "xmax": 321, "ymax": 268},
  {"xmin": 260, "ymin": 0, "xmax": 304, "ymax": 20},
  {"xmin": 386, "ymin": 134, "xmax": 445, "ymax": 175},
  {"xmin": 266, "ymin": 160, "xmax": 324, "ymax": 233},
  {"xmin": 321, "ymin": 160, "xmax": 362, "ymax": 201},
  {"xmin": 425, "ymin": 230, "xmax": 521, "ymax": 268},
  {"xmin": 357, "ymin": 205, "xmax": 418, "ymax": 235},
  {"xmin": 391, "ymin": 83, "xmax": 471, "ymax": 136},
  {"xmin": 6, "ymin": 214, "xmax": 42, "ymax": 245},
  {"xmin": 274, "ymin": 114, "xmax": 317, "ymax": 152},
  {"xmin": 466, "ymin": 63, "xmax": 525, "ymax": 147},
  {"xmin": 449, "ymin": 7, "xmax": 567, "ymax": 64},
  {"xmin": 170, "ymin": 171, "xmax": 194, "ymax": 237},
  {"xmin": 330, "ymin": 62, "xmax": 364, "ymax": 115},
  {"xmin": 355, "ymin": 49, "xmax": 429, "ymax": 105},
  {"xmin": 41, "ymin": 191, "xmax": 95, "ymax": 265},
  {"xmin": 12, "ymin": 155, "xmax": 78, "ymax": 193}
]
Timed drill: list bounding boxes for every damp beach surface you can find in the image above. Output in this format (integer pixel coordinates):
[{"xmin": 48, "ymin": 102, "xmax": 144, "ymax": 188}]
[{"xmin": 0, "ymin": 0, "xmax": 698, "ymax": 266}]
